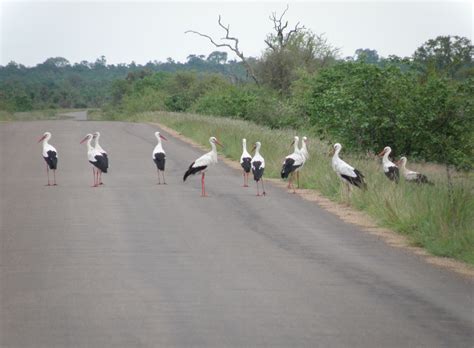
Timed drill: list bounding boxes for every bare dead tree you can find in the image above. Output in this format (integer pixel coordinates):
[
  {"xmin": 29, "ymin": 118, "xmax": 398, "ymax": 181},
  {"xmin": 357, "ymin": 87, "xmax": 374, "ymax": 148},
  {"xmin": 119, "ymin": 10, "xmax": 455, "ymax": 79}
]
[
  {"xmin": 185, "ymin": 16, "xmax": 260, "ymax": 85},
  {"xmin": 264, "ymin": 5, "xmax": 304, "ymax": 51}
]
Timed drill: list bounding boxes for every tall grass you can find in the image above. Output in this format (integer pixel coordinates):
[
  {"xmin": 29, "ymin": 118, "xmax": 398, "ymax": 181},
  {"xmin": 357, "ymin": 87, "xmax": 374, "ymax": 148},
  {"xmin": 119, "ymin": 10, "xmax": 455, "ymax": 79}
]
[{"xmin": 108, "ymin": 111, "xmax": 474, "ymax": 264}]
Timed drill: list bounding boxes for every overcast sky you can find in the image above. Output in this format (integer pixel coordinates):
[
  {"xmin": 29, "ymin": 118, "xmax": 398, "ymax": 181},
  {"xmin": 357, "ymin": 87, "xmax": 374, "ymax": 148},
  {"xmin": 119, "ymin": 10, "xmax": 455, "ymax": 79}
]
[{"xmin": 0, "ymin": 0, "xmax": 472, "ymax": 66}]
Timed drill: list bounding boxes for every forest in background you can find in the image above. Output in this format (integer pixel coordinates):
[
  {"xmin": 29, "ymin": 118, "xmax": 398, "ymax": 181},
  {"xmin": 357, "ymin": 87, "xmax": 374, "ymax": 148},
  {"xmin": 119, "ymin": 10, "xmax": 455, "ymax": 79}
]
[{"xmin": 1, "ymin": 10, "xmax": 473, "ymax": 171}]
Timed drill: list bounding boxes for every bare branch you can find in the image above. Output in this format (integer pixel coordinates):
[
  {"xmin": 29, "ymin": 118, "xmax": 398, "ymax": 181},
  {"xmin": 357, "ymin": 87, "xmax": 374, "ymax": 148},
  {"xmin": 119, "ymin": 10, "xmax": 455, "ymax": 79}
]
[
  {"xmin": 185, "ymin": 15, "xmax": 260, "ymax": 85},
  {"xmin": 266, "ymin": 5, "xmax": 305, "ymax": 49}
]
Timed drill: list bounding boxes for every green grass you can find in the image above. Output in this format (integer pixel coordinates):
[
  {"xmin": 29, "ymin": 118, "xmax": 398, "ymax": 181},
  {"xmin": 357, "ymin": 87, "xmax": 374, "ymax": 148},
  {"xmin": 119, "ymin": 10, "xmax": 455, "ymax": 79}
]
[
  {"xmin": 0, "ymin": 109, "xmax": 84, "ymax": 121},
  {"xmin": 64, "ymin": 109, "xmax": 474, "ymax": 264}
]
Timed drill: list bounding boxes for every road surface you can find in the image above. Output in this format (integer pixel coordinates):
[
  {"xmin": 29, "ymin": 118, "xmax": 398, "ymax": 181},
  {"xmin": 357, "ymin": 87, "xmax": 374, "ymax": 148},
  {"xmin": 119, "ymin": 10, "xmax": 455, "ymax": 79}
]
[{"xmin": 1, "ymin": 115, "xmax": 473, "ymax": 347}]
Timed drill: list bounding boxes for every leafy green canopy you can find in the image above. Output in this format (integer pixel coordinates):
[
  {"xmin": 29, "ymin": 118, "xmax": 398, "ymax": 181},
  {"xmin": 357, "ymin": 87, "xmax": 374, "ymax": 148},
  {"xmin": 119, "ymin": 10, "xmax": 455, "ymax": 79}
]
[{"xmin": 293, "ymin": 61, "xmax": 473, "ymax": 169}]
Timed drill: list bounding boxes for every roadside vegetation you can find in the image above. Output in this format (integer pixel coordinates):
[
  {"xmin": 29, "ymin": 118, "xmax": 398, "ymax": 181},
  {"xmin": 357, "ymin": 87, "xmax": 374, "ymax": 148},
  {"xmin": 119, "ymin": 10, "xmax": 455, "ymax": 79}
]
[{"xmin": 1, "ymin": 7, "xmax": 472, "ymax": 263}]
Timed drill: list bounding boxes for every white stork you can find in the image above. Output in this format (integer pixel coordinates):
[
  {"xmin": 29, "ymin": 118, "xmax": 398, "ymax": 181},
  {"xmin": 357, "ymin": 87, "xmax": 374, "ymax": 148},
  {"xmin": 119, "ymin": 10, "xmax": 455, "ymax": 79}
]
[
  {"xmin": 93, "ymin": 131, "xmax": 108, "ymax": 185},
  {"xmin": 80, "ymin": 133, "xmax": 108, "ymax": 187},
  {"xmin": 183, "ymin": 136, "xmax": 223, "ymax": 197},
  {"xmin": 332, "ymin": 143, "xmax": 367, "ymax": 190},
  {"xmin": 251, "ymin": 141, "xmax": 266, "ymax": 196},
  {"xmin": 38, "ymin": 131, "xmax": 58, "ymax": 186},
  {"xmin": 152, "ymin": 131, "xmax": 168, "ymax": 184},
  {"xmin": 240, "ymin": 138, "xmax": 252, "ymax": 187},
  {"xmin": 378, "ymin": 146, "xmax": 399, "ymax": 183},
  {"xmin": 281, "ymin": 136, "xmax": 304, "ymax": 193},
  {"xmin": 396, "ymin": 156, "xmax": 433, "ymax": 185}
]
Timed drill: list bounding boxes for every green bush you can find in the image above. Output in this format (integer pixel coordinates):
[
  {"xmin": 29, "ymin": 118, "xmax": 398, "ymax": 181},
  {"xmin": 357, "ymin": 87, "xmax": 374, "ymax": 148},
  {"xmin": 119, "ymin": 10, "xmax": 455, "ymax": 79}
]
[
  {"xmin": 293, "ymin": 62, "xmax": 473, "ymax": 169},
  {"xmin": 192, "ymin": 85, "xmax": 302, "ymax": 128}
]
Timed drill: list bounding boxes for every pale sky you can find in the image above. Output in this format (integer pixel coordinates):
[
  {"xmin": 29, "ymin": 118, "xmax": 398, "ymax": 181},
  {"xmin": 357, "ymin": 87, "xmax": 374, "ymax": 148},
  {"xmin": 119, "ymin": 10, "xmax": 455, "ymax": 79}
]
[{"xmin": 0, "ymin": 0, "xmax": 472, "ymax": 66}]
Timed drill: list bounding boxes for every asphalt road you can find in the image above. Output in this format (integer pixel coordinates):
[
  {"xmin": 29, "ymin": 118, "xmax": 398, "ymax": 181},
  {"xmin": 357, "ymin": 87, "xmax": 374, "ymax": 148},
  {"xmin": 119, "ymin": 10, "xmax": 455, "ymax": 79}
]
[{"xmin": 1, "ymin": 116, "xmax": 473, "ymax": 347}]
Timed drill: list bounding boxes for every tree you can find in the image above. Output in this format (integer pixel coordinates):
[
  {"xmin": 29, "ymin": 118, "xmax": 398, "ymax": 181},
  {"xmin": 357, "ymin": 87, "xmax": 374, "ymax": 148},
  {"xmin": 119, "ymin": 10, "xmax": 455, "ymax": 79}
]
[
  {"xmin": 257, "ymin": 6, "xmax": 339, "ymax": 94},
  {"xmin": 354, "ymin": 49, "xmax": 380, "ymax": 64},
  {"xmin": 413, "ymin": 36, "xmax": 473, "ymax": 79},
  {"xmin": 207, "ymin": 51, "xmax": 228, "ymax": 64},
  {"xmin": 185, "ymin": 15, "xmax": 260, "ymax": 85}
]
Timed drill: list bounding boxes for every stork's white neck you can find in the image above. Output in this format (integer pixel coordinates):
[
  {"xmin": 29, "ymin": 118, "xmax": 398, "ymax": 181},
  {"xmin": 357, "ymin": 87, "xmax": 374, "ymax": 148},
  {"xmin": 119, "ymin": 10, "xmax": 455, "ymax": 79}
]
[
  {"xmin": 294, "ymin": 138, "xmax": 299, "ymax": 153},
  {"xmin": 399, "ymin": 158, "xmax": 407, "ymax": 170},
  {"xmin": 242, "ymin": 139, "xmax": 247, "ymax": 153},
  {"xmin": 94, "ymin": 135, "xmax": 100, "ymax": 147},
  {"xmin": 334, "ymin": 146, "xmax": 341, "ymax": 159},
  {"xmin": 86, "ymin": 138, "xmax": 93, "ymax": 152},
  {"xmin": 382, "ymin": 148, "xmax": 392, "ymax": 163},
  {"xmin": 210, "ymin": 141, "xmax": 217, "ymax": 152},
  {"xmin": 255, "ymin": 143, "xmax": 261, "ymax": 156},
  {"xmin": 42, "ymin": 137, "xmax": 50, "ymax": 149}
]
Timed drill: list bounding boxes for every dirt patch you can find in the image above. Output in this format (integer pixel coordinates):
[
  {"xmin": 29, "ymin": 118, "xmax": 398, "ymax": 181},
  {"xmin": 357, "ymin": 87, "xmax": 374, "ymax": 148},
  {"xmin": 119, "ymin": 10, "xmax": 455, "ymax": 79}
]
[{"xmin": 152, "ymin": 122, "xmax": 474, "ymax": 278}]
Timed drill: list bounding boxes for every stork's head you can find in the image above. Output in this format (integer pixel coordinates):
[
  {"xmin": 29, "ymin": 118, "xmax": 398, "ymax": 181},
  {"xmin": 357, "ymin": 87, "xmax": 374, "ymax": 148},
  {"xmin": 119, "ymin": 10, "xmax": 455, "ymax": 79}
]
[
  {"xmin": 290, "ymin": 136, "xmax": 299, "ymax": 146},
  {"xmin": 155, "ymin": 131, "xmax": 167, "ymax": 141},
  {"xmin": 80, "ymin": 133, "xmax": 93, "ymax": 144},
  {"xmin": 378, "ymin": 146, "xmax": 391, "ymax": 157},
  {"xmin": 302, "ymin": 136, "xmax": 308, "ymax": 143},
  {"xmin": 330, "ymin": 143, "xmax": 342, "ymax": 156},
  {"xmin": 252, "ymin": 141, "xmax": 261, "ymax": 151},
  {"xmin": 396, "ymin": 156, "xmax": 407, "ymax": 166},
  {"xmin": 92, "ymin": 132, "xmax": 100, "ymax": 139},
  {"xmin": 210, "ymin": 137, "xmax": 223, "ymax": 147},
  {"xmin": 37, "ymin": 132, "xmax": 51, "ymax": 143},
  {"xmin": 242, "ymin": 138, "xmax": 246, "ymax": 145}
]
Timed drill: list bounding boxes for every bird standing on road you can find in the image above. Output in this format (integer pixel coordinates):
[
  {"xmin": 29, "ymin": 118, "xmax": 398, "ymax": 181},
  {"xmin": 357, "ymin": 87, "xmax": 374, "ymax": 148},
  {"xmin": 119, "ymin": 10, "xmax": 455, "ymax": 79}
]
[
  {"xmin": 80, "ymin": 134, "xmax": 108, "ymax": 187},
  {"xmin": 281, "ymin": 136, "xmax": 304, "ymax": 193},
  {"xmin": 93, "ymin": 132, "xmax": 108, "ymax": 185},
  {"xmin": 396, "ymin": 156, "xmax": 433, "ymax": 185},
  {"xmin": 240, "ymin": 138, "xmax": 252, "ymax": 187},
  {"xmin": 378, "ymin": 146, "xmax": 399, "ymax": 183},
  {"xmin": 153, "ymin": 131, "xmax": 168, "ymax": 185},
  {"xmin": 251, "ymin": 141, "xmax": 266, "ymax": 196},
  {"xmin": 38, "ymin": 131, "xmax": 58, "ymax": 186},
  {"xmin": 183, "ymin": 136, "xmax": 223, "ymax": 197},
  {"xmin": 331, "ymin": 143, "xmax": 367, "ymax": 191}
]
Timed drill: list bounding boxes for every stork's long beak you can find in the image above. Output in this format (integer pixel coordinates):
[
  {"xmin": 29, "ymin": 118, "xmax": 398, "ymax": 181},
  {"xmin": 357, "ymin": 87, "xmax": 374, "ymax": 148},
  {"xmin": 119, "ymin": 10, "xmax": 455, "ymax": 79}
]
[
  {"xmin": 395, "ymin": 160, "xmax": 400, "ymax": 166},
  {"xmin": 252, "ymin": 144, "xmax": 256, "ymax": 151},
  {"xmin": 215, "ymin": 139, "xmax": 223, "ymax": 148},
  {"xmin": 329, "ymin": 148, "xmax": 335, "ymax": 156},
  {"xmin": 37, "ymin": 135, "xmax": 46, "ymax": 143},
  {"xmin": 79, "ymin": 137, "xmax": 88, "ymax": 144},
  {"xmin": 377, "ymin": 149, "xmax": 385, "ymax": 157},
  {"xmin": 160, "ymin": 134, "xmax": 168, "ymax": 141}
]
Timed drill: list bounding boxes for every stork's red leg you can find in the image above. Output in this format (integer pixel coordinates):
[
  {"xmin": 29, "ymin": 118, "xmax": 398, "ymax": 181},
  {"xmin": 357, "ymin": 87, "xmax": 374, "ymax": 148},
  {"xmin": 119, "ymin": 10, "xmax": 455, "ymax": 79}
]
[
  {"xmin": 53, "ymin": 169, "xmax": 57, "ymax": 186},
  {"xmin": 99, "ymin": 171, "xmax": 104, "ymax": 185},
  {"xmin": 261, "ymin": 178, "xmax": 266, "ymax": 196},
  {"xmin": 92, "ymin": 167, "xmax": 97, "ymax": 187},
  {"xmin": 201, "ymin": 172, "xmax": 207, "ymax": 197},
  {"xmin": 162, "ymin": 171, "xmax": 167, "ymax": 185},
  {"xmin": 46, "ymin": 164, "xmax": 50, "ymax": 186}
]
